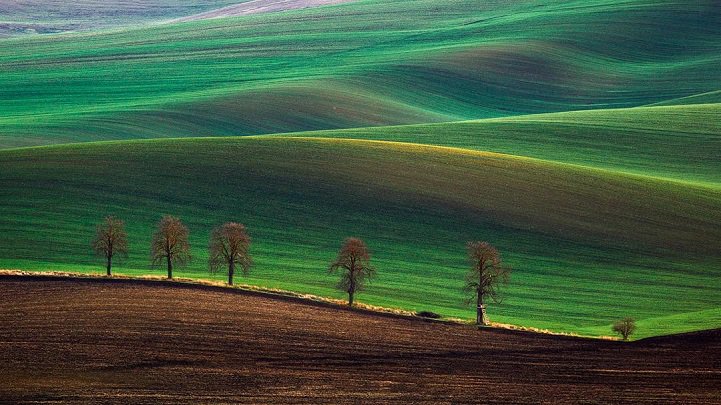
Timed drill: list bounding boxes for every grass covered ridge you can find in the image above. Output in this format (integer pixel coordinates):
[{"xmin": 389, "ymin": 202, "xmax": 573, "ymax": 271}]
[
  {"xmin": 1, "ymin": 0, "xmax": 720, "ymax": 340},
  {"xmin": 285, "ymin": 103, "xmax": 721, "ymax": 187},
  {"xmin": 1, "ymin": 0, "xmax": 720, "ymax": 147},
  {"xmin": 0, "ymin": 0, "xmax": 246, "ymax": 35},
  {"xmin": 1, "ymin": 136, "xmax": 720, "ymax": 338}
]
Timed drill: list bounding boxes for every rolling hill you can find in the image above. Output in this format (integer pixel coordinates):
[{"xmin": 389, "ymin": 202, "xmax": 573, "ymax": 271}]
[
  {"xmin": 1, "ymin": 0, "xmax": 720, "ymax": 340},
  {"xmin": 0, "ymin": 0, "xmax": 363, "ymax": 37},
  {"xmin": 1, "ymin": 0, "xmax": 720, "ymax": 148},
  {"xmin": 288, "ymin": 103, "xmax": 721, "ymax": 187},
  {"xmin": 0, "ymin": 0, "xmax": 246, "ymax": 36},
  {"xmin": 2, "ymin": 278, "xmax": 719, "ymax": 403},
  {"xmin": 1, "ymin": 134, "xmax": 720, "ymax": 338},
  {"xmin": 174, "ymin": 0, "xmax": 358, "ymax": 22}
]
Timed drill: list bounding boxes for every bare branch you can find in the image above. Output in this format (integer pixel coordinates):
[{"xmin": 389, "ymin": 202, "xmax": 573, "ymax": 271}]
[
  {"xmin": 150, "ymin": 215, "xmax": 191, "ymax": 278},
  {"xmin": 464, "ymin": 241, "xmax": 511, "ymax": 325},
  {"xmin": 91, "ymin": 216, "xmax": 128, "ymax": 276},
  {"xmin": 329, "ymin": 237, "xmax": 375, "ymax": 306},
  {"xmin": 209, "ymin": 222, "xmax": 252, "ymax": 285},
  {"xmin": 612, "ymin": 317, "xmax": 636, "ymax": 340}
]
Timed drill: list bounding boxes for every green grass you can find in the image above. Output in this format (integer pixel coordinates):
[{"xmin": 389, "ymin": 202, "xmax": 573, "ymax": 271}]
[
  {"xmin": 1, "ymin": 136, "xmax": 720, "ymax": 338},
  {"xmin": 0, "ymin": 1, "xmax": 244, "ymax": 35},
  {"xmin": 1, "ymin": 0, "xmax": 720, "ymax": 340},
  {"xmin": 1, "ymin": 0, "xmax": 720, "ymax": 148},
  {"xmin": 282, "ymin": 103, "xmax": 721, "ymax": 187},
  {"xmin": 649, "ymin": 90, "xmax": 721, "ymax": 107}
]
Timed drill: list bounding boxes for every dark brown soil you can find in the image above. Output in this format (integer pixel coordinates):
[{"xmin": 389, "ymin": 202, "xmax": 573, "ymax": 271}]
[{"xmin": 1, "ymin": 277, "xmax": 719, "ymax": 404}]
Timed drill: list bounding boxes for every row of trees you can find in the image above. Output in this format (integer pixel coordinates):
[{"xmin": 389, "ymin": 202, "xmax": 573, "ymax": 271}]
[
  {"xmin": 93, "ymin": 215, "xmax": 251, "ymax": 285},
  {"xmin": 92, "ymin": 215, "xmax": 635, "ymax": 337},
  {"xmin": 92, "ymin": 215, "xmax": 509, "ymax": 325}
]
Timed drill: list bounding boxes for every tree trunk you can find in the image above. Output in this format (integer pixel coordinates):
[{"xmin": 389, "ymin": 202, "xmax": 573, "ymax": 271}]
[
  {"xmin": 106, "ymin": 254, "xmax": 112, "ymax": 277},
  {"xmin": 167, "ymin": 255, "xmax": 173, "ymax": 279},
  {"xmin": 477, "ymin": 289, "xmax": 489, "ymax": 326},
  {"xmin": 348, "ymin": 276, "xmax": 355, "ymax": 307},
  {"xmin": 479, "ymin": 304, "xmax": 488, "ymax": 326},
  {"xmin": 228, "ymin": 260, "xmax": 234, "ymax": 286}
]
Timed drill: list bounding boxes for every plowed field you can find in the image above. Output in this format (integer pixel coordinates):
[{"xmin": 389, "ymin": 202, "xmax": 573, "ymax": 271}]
[{"xmin": 1, "ymin": 277, "xmax": 719, "ymax": 403}]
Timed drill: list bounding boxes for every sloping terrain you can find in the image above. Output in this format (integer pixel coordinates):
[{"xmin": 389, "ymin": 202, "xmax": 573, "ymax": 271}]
[
  {"xmin": 176, "ymin": 0, "xmax": 358, "ymax": 22},
  {"xmin": 292, "ymin": 103, "xmax": 721, "ymax": 186},
  {"xmin": 1, "ymin": 136, "xmax": 720, "ymax": 337},
  {"xmin": 0, "ymin": 0, "xmax": 244, "ymax": 36},
  {"xmin": 649, "ymin": 90, "xmax": 721, "ymax": 107},
  {"xmin": 0, "ymin": 0, "xmax": 361, "ymax": 36},
  {"xmin": 1, "ymin": 0, "xmax": 720, "ymax": 341},
  {"xmin": 1, "ymin": 0, "xmax": 720, "ymax": 148},
  {"xmin": 1, "ymin": 278, "xmax": 719, "ymax": 403}
]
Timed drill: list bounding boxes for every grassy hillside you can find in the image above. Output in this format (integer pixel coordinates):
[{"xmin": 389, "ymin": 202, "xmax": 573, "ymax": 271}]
[
  {"xmin": 649, "ymin": 90, "xmax": 721, "ymax": 107},
  {"xmin": 289, "ymin": 103, "xmax": 721, "ymax": 187},
  {"xmin": 0, "ymin": 0, "xmax": 244, "ymax": 35},
  {"xmin": 1, "ymin": 136, "xmax": 720, "ymax": 338},
  {"xmin": 175, "ymin": 0, "xmax": 359, "ymax": 22},
  {"xmin": 1, "ymin": 0, "xmax": 720, "ymax": 148},
  {"xmin": 1, "ymin": 0, "xmax": 719, "ymax": 341}
]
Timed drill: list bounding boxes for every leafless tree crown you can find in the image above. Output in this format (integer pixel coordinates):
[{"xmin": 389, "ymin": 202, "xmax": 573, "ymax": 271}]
[
  {"xmin": 329, "ymin": 237, "xmax": 375, "ymax": 305},
  {"xmin": 209, "ymin": 222, "xmax": 252, "ymax": 284},
  {"xmin": 151, "ymin": 215, "xmax": 191, "ymax": 268},
  {"xmin": 612, "ymin": 317, "xmax": 636, "ymax": 340},
  {"xmin": 464, "ymin": 241, "xmax": 511, "ymax": 304},
  {"xmin": 92, "ymin": 216, "xmax": 128, "ymax": 257}
]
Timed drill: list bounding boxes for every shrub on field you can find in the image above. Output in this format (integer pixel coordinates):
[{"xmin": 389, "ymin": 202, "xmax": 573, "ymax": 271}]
[
  {"xmin": 612, "ymin": 317, "xmax": 636, "ymax": 341},
  {"xmin": 416, "ymin": 311, "xmax": 442, "ymax": 319}
]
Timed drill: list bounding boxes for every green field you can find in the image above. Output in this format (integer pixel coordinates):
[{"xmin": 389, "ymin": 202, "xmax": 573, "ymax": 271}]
[
  {"xmin": 1, "ymin": 0, "xmax": 720, "ymax": 148},
  {"xmin": 2, "ymin": 132, "xmax": 720, "ymax": 338},
  {"xmin": 1, "ymin": 0, "xmax": 720, "ymax": 339},
  {"xmin": 0, "ymin": 1, "xmax": 244, "ymax": 36},
  {"xmin": 277, "ymin": 103, "xmax": 721, "ymax": 187}
]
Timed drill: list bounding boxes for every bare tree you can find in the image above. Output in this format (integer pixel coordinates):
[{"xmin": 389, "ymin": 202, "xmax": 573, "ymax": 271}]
[
  {"xmin": 464, "ymin": 241, "xmax": 511, "ymax": 326},
  {"xmin": 209, "ymin": 222, "xmax": 252, "ymax": 286},
  {"xmin": 612, "ymin": 317, "xmax": 636, "ymax": 341},
  {"xmin": 91, "ymin": 216, "xmax": 128, "ymax": 277},
  {"xmin": 329, "ymin": 237, "xmax": 375, "ymax": 307},
  {"xmin": 150, "ymin": 215, "xmax": 191, "ymax": 279}
]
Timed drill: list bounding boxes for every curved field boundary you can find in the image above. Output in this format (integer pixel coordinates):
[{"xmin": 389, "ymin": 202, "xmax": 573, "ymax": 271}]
[
  {"xmin": 0, "ymin": 271, "xmax": 448, "ymax": 325},
  {"xmin": 0, "ymin": 270, "xmax": 609, "ymax": 339},
  {"xmin": 1, "ymin": 136, "xmax": 720, "ymax": 338},
  {"xmin": 175, "ymin": 0, "xmax": 359, "ymax": 22},
  {"xmin": 1, "ymin": 278, "xmax": 720, "ymax": 402}
]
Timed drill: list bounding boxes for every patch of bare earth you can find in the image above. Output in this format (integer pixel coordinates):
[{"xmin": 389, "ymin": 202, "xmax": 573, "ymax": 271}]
[{"xmin": 0, "ymin": 277, "xmax": 719, "ymax": 403}]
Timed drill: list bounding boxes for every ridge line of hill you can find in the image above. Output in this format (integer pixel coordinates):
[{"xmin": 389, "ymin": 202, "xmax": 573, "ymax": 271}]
[
  {"xmin": 0, "ymin": 270, "xmax": 626, "ymax": 341},
  {"xmin": 1, "ymin": 133, "xmax": 716, "ymax": 191},
  {"xmin": 279, "ymin": 136, "xmax": 721, "ymax": 190},
  {"xmin": 2, "ymin": 0, "xmax": 720, "ymax": 146},
  {"xmin": 4, "ymin": 270, "xmax": 718, "ymax": 343},
  {"xmin": 3, "ymin": 131, "xmax": 720, "ymax": 190},
  {"xmin": 173, "ymin": 0, "xmax": 359, "ymax": 23}
]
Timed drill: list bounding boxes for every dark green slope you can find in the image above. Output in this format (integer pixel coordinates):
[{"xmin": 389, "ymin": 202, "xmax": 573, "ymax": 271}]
[
  {"xmin": 0, "ymin": 0, "xmax": 244, "ymax": 36},
  {"xmin": 1, "ymin": 0, "xmax": 720, "ymax": 147},
  {"xmin": 295, "ymin": 103, "xmax": 721, "ymax": 187},
  {"xmin": 1, "ymin": 137, "xmax": 720, "ymax": 337}
]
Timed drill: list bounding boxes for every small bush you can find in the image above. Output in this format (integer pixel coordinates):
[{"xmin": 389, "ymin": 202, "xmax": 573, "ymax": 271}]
[
  {"xmin": 416, "ymin": 310, "xmax": 442, "ymax": 319},
  {"xmin": 612, "ymin": 317, "xmax": 636, "ymax": 341}
]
